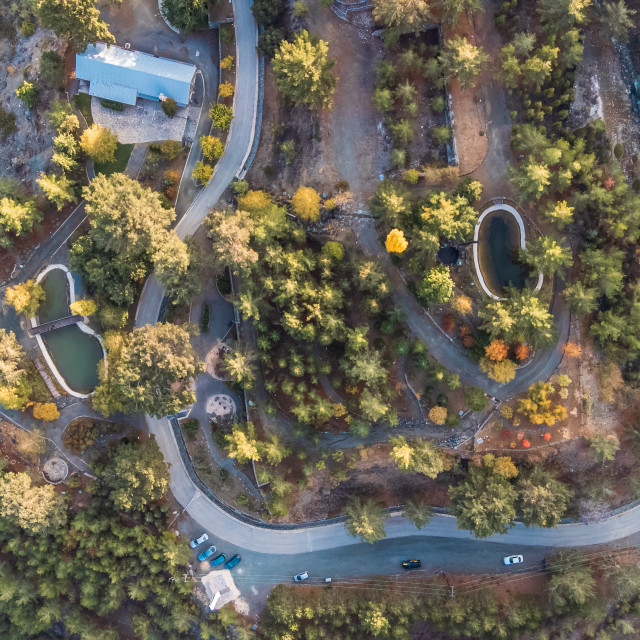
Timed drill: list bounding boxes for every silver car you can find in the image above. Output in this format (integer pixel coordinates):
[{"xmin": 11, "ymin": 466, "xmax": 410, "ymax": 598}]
[
  {"xmin": 294, "ymin": 571, "xmax": 309, "ymax": 582},
  {"xmin": 189, "ymin": 533, "xmax": 208, "ymax": 548},
  {"xmin": 503, "ymin": 555, "xmax": 524, "ymax": 565}
]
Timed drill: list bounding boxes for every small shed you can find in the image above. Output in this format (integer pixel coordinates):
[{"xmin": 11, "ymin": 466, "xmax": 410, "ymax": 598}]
[{"xmin": 75, "ymin": 43, "xmax": 197, "ymax": 107}]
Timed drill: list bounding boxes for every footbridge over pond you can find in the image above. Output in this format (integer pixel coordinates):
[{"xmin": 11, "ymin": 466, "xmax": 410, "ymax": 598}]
[{"xmin": 30, "ymin": 314, "xmax": 83, "ymax": 336}]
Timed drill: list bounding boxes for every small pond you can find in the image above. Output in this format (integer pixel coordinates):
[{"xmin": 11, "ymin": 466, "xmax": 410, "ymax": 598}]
[
  {"xmin": 474, "ymin": 206, "xmax": 540, "ymax": 298},
  {"xmin": 38, "ymin": 268, "xmax": 103, "ymax": 394}
]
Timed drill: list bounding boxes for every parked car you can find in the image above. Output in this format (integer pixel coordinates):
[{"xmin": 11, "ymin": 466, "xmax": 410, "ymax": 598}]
[
  {"xmin": 402, "ymin": 559, "xmax": 422, "ymax": 569},
  {"xmin": 210, "ymin": 554, "xmax": 226, "ymax": 568},
  {"xmin": 294, "ymin": 571, "xmax": 309, "ymax": 582},
  {"xmin": 197, "ymin": 545, "xmax": 217, "ymax": 562},
  {"xmin": 190, "ymin": 533, "xmax": 208, "ymax": 548},
  {"xmin": 503, "ymin": 555, "xmax": 524, "ymax": 565},
  {"xmin": 225, "ymin": 554, "xmax": 241, "ymax": 570}
]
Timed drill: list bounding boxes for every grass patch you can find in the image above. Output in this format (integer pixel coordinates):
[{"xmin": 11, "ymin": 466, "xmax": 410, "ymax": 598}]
[
  {"xmin": 24, "ymin": 359, "xmax": 53, "ymax": 403},
  {"xmin": 94, "ymin": 142, "xmax": 135, "ymax": 176},
  {"xmin": 73, "ymin": 92, "xmax": 93, "ymax": 126}
]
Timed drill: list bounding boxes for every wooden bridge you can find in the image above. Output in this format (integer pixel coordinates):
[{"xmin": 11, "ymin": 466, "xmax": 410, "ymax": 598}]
[{"xmin": 30, "ymin": 314, "xmax": 83, "ymax": 336}]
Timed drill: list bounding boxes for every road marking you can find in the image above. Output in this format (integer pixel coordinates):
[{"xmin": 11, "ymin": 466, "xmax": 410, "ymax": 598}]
[{"xmin": 51, "ymin": 214, "xmax": 87, "ymax": 258}]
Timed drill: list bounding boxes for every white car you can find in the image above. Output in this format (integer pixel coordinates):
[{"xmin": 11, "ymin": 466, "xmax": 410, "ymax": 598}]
[
  {"xmin": 190, "ymin": 533, "xmax": 209, "ymax": 549},
  {"xmin": 294, "ymin": 571, "xmax": 309, "ymax": 582},
  {"xmin": 503, "ymin": 555, "xmax": 524, "ymax": 565}
]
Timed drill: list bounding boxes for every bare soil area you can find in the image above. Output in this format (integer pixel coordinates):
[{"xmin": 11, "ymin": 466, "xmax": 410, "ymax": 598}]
[{"xmin": 247, "ymin": 1, "xmax": 387, "ymax": 201}]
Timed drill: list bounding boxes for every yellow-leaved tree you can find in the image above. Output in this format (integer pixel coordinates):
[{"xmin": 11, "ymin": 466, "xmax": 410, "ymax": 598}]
[
  {"xmin": 428, "ymin": 405, "xmax": 447, "ymax": 425},
  {"xmin": 385, "ymin": 228, "xmax": 408, "ymax": 253},
  {"xmin": 70, "ymin": 299, "xmax": 97, "ymax": 317},
  {"xmin": 33, "ymin": 402, "xmax": 60, "ymax": 422},
  {"xmin": 291, "ymin": 186, "xmax": 321, "ymax": 221}
]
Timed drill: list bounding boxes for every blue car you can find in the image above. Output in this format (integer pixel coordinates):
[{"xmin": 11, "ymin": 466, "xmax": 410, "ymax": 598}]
[
  {"xmin": 225, "ymin": 554, "xmax": 241, "ymax": 570},
  {"xmin": 197, "ymin": 545, "xmax": 217, "ymax": 562},
  {"xmin": 210, "ymin": 554, "xmax": 226, "ymax": 568}
]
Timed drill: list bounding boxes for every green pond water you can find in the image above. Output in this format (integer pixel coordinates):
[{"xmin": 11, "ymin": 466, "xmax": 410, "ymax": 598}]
[
  {"xmin": 38, "ymin": 269, "xmax": 102, "ymax": 394},
  {"xmin": 477, "ymin": 211, "xmax": 530, "ymax": 297}
]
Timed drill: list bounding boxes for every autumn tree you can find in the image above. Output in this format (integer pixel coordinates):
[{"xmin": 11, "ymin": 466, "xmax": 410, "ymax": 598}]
[
  {"xmin": 509, "ymin": 160, "xmax": 551, "ymax": 200},
  {"xmin": 69, "ymin": 299, "xmax": 97, "ymax": 316},
  {"xmin": 205, "ymin": 208, "xmax": 258, "ymax": 274},
  {"xmin": 0, "ymin": 472, "xmax": 66, "ymax": 533},
  {"xmin": 32, "ymin": 402, "xmax": 60, "ymax": 421},
  {"xmin": 36, "ymin": 172, "xmax": 77, "ymax": 210},
  {"xmin": 102, "ymin": 437, "xmax": 169, "ymax": 511},
  {"xmin": 291, "ymin": 186, "xmax": 321, "ymax": 221},
  {"xmin": 517, "ymin": 467, "xmax": 571, "ymax": 527},
  {"xmin": 80, "ymin": 124, "xmax": 118, "ymax": 164},
  {"xmin": 451, "ymin": 294, "xmax": 472, "ymax": 315},
  {"xmin": 521, "ymin": 236, "xmax": 573, "ymax": 277},
  {"xmin": 201, "ymin": 135, "xmax": 224, "ymax": 162},
  {"xmin": 544, "ymin": 201, "xmax": 574, "ymax": 229},
  {"xmin": 372, "ymin": 0, "xmax": 434, "ymax": 34},
  {"xmin": 0, "ymin": 194, "xmax": 41, "ymax": 249},
  {"xmin": 5, "ymin": 279, "xmax": 45, "ymax": 317},
  {"xmin": 480, "ymin": 357, "xmax": 517, "ymax": 384},
  {"xmin": 517, "ymin": 381, "xmax": 568, "ymax": 426},
  {"xmin": 389, "ymin": 435, "xmax": 448, "ymax": 478},
  {"xmin": 449, "ymin": 466, "xmax": 517, "ymax": 537},
  {"xmin": 154, "ymin": 235, "xmax": 203, "ymax": 307},
  {"xmin": 344, "ymin": 497, "xmax": 387, "ymax": 543},
  {"xmin": 93, "ymin": 323, "xmax": 204, "ymax": 418},
  {"xmin": 273, "ymin": 30, "xmax": 336, "ymax": 110},
  {"xmin": 485, "ymin": 339, "xmax": 508, "ymax": 362},
  {"xmin": 225, "ymin": 422, "xmax": 262, "ymax": 463},
  {"xmin": 0, "ymin": 329, "xmax": 26, "ymax": 388},
  {"xmin": 193, "ymin": 160, "xmax": 214, "ymax": 184},
  {"xmin": 428, "ymin": 405, "xmax": 448, "ymax": 425},
  {"xmin": 440, "ymin": 36, "xmax": 488, "ymax": 89},
  {"xmin": 385, "ymin": 228, "xmax": 408, "ymax": 253},
  {"xmin": 39, "ymin": 0, "xmax": 115, "ymax": 51}
]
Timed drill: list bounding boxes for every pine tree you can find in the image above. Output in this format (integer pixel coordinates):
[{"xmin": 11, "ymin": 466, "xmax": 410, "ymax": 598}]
[{"xmin": 344, "ymin": 497, "xmax": 387, "ymax": 543}]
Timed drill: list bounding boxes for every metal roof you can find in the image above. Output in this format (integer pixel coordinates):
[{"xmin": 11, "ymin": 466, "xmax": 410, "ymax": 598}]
[{"xmin": 75, "ymin": 43, "xmax": 197, "ymax": 106}]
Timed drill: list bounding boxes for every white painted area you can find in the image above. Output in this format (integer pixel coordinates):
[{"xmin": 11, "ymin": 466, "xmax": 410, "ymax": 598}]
[
  {"xmin": 473, "ymin": 203, "xmax": 543, "ymax": 301},
  {"xmin": 31, "ymin": 264, "xmax": 106, "ymax": 399}
]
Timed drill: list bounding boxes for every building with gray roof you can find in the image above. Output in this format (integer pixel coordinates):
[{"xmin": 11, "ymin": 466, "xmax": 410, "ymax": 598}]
[{"xmin": 75, "ymin": 43, "xmax": 197, "ymax": 107}]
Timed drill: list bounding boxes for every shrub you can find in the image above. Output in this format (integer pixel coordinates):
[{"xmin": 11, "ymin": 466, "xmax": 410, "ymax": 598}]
[
  {"xmin": 201, "ymin": 303, "xmax": 210, "ymax": 333},
  {"xmin": 433, "ymin": 125, "xmax": 452, "ymax": 145},
  {"xmin": 220, "ymin": 55, "xmax": 234, "ymax": 70},
  {"xmin": 280, "ymin": 140, "xmax": 295, "ymax": 164},
  {"xmin": 614, "ymin": 143, "xmax": 624, "ymax": 159},
  {"xmin": 159, "ymin": 139, "xmax": 182, "ymax": 159},
  {"xmin": 293, "ymin": 0, "xmax": 308, "ymax": 16},
  {"xmin": 220, "ymin": 24, "xmax": 234, "ymax": 44},
  {"xmin": 464, "ymin": 386, "xmax": 487, "ymax": 412},
  {"xmin": 40, "ymin": 50, "xmax": 64, "ymax": 88},
  {"xmin": 161, "ymin": 96, "xmax": 178, "ymax": 117},
  {"xmin": 62, "ymin": 420, "xmax": 99, "ymax": 453},
  {"xmin": 20, "ymin": 20, "xmax": 36, "ymax": 37},
  {"xmin": 15, "ymin": 81, "xmax": 39, "ymax": 108},
  {"xmin": 181, "ymin": 418, "xmax": 200, "ymax": 441},
  {"xmin": 218, "ymin": 81, "xmax": 235, "ymax": 98},
  {"xmin": 233, "ymin": 179, "xmax": 249, "ymax": 196},
  {"xmin": 431, "ymin": 95, "xmax": 446, "ymax": 112},
  {"xmin": 0, "ymin": 104, "xmax": 17, "ymax": 141},
  {"xmin": 321, "ymin": 240, "xmax": 344, "ymax": 261},
  {"xmin": 100, "ymin": 99, "xmax": 124, "ymax": 111},
  {"xmin": 402, "ymin": 168, "xmax": 420, "ymax": 184}
]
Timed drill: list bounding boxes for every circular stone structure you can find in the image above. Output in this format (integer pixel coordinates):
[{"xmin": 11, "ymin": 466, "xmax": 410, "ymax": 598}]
[
  {"xmin": 42, "ymin": 457, "xmax": 69, "ymax": 484},
  {"xmin": 206, "ymin": 394, "xmax": 237, "ymax": 419},
  {"xmin": 473, "ymin": 202, "xmax": 543, "ymax": 300}
]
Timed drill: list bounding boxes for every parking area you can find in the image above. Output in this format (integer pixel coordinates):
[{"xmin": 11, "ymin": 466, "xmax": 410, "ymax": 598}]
[{"xmin": 91, "ymin": 96, "xmax": 191, "ymax": 143}]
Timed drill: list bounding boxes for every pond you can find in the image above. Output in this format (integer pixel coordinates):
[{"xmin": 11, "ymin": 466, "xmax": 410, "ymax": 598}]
[
  {"xmin": 38, "ymin": 268, "xmax": 103, "ymax": 394},
  {"xmin": 473, "ymin": 204, "xmax": 541, "ymax": 299}
]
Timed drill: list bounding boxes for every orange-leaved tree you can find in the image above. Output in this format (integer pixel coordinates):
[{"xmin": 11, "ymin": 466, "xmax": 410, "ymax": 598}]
[{"xmin": 485, "ymin": 339, "xmax": 509, "ymax": 362}]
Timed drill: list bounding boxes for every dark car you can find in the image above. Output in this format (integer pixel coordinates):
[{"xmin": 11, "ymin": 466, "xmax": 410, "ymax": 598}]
[
  {"xmin": 225, "ymin": 554, "xmax": 241, "ymax": 570},
  {"xmin": 402, "ymin": 559, "xmax": 421, "ymax": 569},
  {"xmin": 210, "ymin": 554, "xmax": 226, "ymax": 568}
]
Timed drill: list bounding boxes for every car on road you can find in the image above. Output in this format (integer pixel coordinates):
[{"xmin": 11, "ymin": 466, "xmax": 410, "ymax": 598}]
[
  {"xmin": 210, "ymin": 554, "xmax": 226, "ymax": 567},
  {"xmin": 190, "ymin": 533, "xmax": 208, "ymax": 548},
  {"xmin": 197, "ymin": 545, "xmax": 217, "ymax": 562},
  {"xmin": 503, "ymin": 555, "xmax": 524, "ymax": 565},
  {"xmin": 225, "ymin": 554, "xmax": 241, "ymax": 570},
  {"xmin": 294, "ymin": 571, "xmax": 309, "ymax": 582},
  {"xmin": 402, "ymin": 560, "xmax": 422, "ymax": 569}
]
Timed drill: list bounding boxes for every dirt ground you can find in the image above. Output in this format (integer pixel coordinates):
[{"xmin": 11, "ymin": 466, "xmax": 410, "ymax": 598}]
[
  {"xmin": 442, "ymin": 12, "xmax": 488, "ymax": 175},
  {"xmin": 284, "ymin": 442, "xmax": 452, "ymax": 522},
  {"xmin": 247, "ymin": 0, "xmax": 387, "ymax": 202}
]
